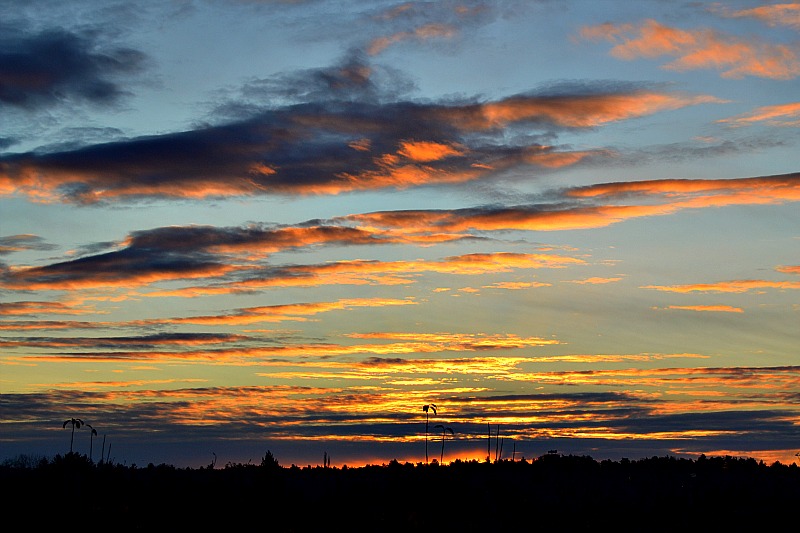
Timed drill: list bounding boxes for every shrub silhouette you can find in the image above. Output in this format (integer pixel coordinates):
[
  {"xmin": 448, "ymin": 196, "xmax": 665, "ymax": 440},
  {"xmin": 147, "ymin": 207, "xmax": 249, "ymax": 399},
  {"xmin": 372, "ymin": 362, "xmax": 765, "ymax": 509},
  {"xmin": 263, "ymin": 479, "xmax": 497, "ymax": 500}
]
[
  {"xmin": 85, "ymin": 424, "xmax": 98, "ymax": 462},
  {"xmin": 62, "ymin": 418, "xmax": 84, "ymax": 453},
  {"xmin": 433, "ymin": 424, "xmax": 453, "ymax": 464},
  {"xmin": 422, "ymin": 403, "xmax": 437, "ymax": 463}
]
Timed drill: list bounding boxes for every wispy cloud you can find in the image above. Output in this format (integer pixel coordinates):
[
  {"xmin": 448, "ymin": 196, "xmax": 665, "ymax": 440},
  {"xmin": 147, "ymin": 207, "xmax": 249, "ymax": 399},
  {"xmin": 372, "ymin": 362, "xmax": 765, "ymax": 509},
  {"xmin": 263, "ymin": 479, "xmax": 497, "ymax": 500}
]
[
  {"xmin": 1, "ymin": 332, "xmax": 250, "ymax": 349},
  {"xmin": 0, "ymin": 27, "xmax": 147, "ymax": 111},
  {"xmin": 0, "ymin": 72, "xmax": 720, "ymax": 204},
  {"xmin": 3, "ymin": 173, "xmax": 797, "ymax": 296},
  {"xmin": 481, "ymin": 281, "xmax": 551, "ymax": 290},
  {"xmin": 581, "ymin": 19, "xmax": 800, "ymax": 79},
  {"xmin": 717, "ymin": 102, "xmax": 800, "ymax": 127},
  {"xmin": 0, "ymin": 234, "xmax": 57, "ymax": 255},
  {"xmin": 658, "ymin": 305, "xmax": 744, "ymax": 313},
  {"xmin": 156, "ymin": 298, "xmax": 417, "ymax": 325},
  {"xmin": 13, "ymin": 331, "xmax": 559, "ymax": 363},
  {"xmin": 6, "ymin": 364, "xmax": 798, "ymax": 465},
  {"xmin": 148, "ymin": 252, "xmax": 585, "ymax": 298},
  {"xmin": 368, "ymin": 23, "xmax": 457, "ymax": 55},
  {"xmin": 565, "ymin": 276, "xmax": 623, "ymax": 285},
  {"xmin": 641, "ymin": 279, "xmax": 800, "ymax": 293},
  {"xmin": 366, "ymin": 0, "xmax": 489, "ymax": 55},
  {"xmin": 777, "ymin": 265, "xmax": 800, "ymax": 274},
  {"xmin": 0, "ymin": 300, "xmax": 99, "ymax": 316},
  {"xmin": 715, "ymin": 3, "xmax": 800, "ymax": 30}
]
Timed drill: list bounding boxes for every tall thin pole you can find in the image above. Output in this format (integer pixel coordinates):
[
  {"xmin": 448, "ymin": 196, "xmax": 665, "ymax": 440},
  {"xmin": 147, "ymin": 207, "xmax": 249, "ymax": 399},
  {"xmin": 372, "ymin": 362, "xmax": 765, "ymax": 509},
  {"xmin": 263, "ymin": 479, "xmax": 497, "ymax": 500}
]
[
  {"xmin": 494, "ymin": 425, "xmax": 500, "ymax": 462},
  {"xmin": 487, "ymin": 423, "xmax": 491, "ymax": 461}
]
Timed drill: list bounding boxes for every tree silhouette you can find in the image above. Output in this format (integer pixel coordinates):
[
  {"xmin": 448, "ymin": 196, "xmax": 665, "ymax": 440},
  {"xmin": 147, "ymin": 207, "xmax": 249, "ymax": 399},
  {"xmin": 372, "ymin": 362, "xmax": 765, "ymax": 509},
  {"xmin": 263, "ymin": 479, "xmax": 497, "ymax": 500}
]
[
  {"xmin": 433, "ymin": 424, "xmax": 453, "ymax": 464},
  {"xmin": 62, "ymin": 418, "xmax": 84, "ymax": 453},
  {"xmin": 422, "ymin": 404, "xmax": 437, "ymax": 463},
  {"xmin": 86, "ymin": 424, "xmax": 98, "ymax": 462}
]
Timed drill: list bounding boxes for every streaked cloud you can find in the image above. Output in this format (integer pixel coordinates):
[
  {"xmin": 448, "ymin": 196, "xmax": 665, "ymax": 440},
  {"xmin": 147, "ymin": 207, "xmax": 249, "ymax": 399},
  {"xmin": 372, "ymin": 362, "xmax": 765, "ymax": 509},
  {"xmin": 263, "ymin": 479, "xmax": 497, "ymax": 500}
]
[
  {"xmin": 368, "ymin": 23, "xmax": 457, "ymax": 55},
  {"xmin": 0, "ymin": 77, "xmax": 720, "ymax": 204},
  {"xmin": 3, "ymin": 0, "xmax": 799, "ymax": 470},
  {"xmin": 481, "ymin": 281, "xmax": 551, "ymax": 290},
  {"xmin": 0, "ymin": 27, "xmax": 147, "ymax": 110},
  {"xmin": 0, "ymin": 300, "xmax": 98, "ymax": 316},
  {"xmin": 658, "ymin": 305, "xmax": 744, "ymax": 313},
  {"xmin": 14, "ymin": 331, "xmax": 559, "ymax": 363},
  {"xmin": 581, "ymin": 19, "xmax": 800, "ymax": 79},
  {"xmin": 0, "ymin": 234, "xmax": 57, "ymax": 255},
  {"xmin": 346, "ymin": 173, "xmax": 800, "ymax": 233},
  {"xmin": 642, "ymin": 279, "xmax": 800, "ymax": 293},
  {"xmin": 6, "ymin": 364, "xmax": 797, "ymax": 466},
  {"xmin": 716, "ymin": 102, "xmax": 800, "ymax": 127},
  {"xmin": 565, "ymin": 276, "xmax": 623, "ymax": 285},
  {"xmin": 716, "ymin": 3, "xmax": 800, "ymax": 30},
  {"xmin": 3, "ymin": 173, "xmax": 797, "ymax": 298},
  {"xmin": 148, "ymin": 252, "xmax": 585, "ymax": 298},
  {"xmin": 155, "ymin": 298, "xmax": 417, "ymax": 325}
]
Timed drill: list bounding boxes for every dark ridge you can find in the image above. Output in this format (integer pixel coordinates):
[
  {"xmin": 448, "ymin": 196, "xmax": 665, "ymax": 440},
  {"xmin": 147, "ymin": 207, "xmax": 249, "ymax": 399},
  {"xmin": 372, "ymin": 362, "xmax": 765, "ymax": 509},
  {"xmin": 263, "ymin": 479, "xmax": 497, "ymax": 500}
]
[{"xmin": 3, "ymin": 451, "xmax": 799, "ymax": 531}]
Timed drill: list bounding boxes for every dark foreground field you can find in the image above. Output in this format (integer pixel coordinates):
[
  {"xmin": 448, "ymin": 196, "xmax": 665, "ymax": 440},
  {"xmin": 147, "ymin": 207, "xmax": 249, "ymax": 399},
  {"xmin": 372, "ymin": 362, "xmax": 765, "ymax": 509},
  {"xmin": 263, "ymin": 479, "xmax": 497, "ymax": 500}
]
[{"xmin": 3, "ymin": 452, "xmax": 799, "ymax": 531}]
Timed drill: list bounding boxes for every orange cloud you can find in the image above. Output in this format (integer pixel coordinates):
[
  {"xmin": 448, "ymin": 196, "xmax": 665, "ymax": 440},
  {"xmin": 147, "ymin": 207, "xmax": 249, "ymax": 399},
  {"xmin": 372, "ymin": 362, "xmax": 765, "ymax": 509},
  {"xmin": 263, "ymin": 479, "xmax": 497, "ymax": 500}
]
[
  {"xmin": 2, "ymin": 333, "xmax": 248, "ymax": 349},
  {"xmin": 161, "ymin": 298, "xmax": 416, "ymax": 325},
  {"xmin": 332, "ymin": 144, "xmax": 606, "ymax": 197},
  {"xmin": 567, "ymin": 175, "xmax": 800, "ymax": 206},
  {"xmin": 507, "ymin": 366, "xmax": 800, "ymax": 395},
  {"xmin": 367, "ymin": 23, "xmax": 457, "ymax": 55},
  {"xmin": 581, "ymin": 19, "xmax": 800, "ymax": 79},
  {"xmin": 641, "ymin": 280, "xmax": 800, "ymax": 293},
  {"xmin": 335, "ymin": 160, "xmax": 486, "ymax": 191},
  {"xmin": 148, "ymin": 252, "xmax": 584, "ymax": 298},
  {"xmin": 721, "ymin": 3, "xmax": 800, "ymax": 30},
  {"xmin": 1, "ymin": 261, "xmax": 240, "ymax": 291},
  {"xmin": 397, "ymin": 140, "xmax": 465, "ymax": 162},
  {"xmin": 341, "ymin": 174, "xmax": 799, "ymax": 238},
  {"xmin": 565, "ymin": 277, "xmax": 623, "ymax": 285},
  {"xmin": 777, "ymin": 265, "xmax": 800, "ymax": 274},
  {"xmin": 0, "ymin": 300, "xmax": 98, "ymax": 316},
  {"xmin": 120, "ymin": 225, "xmax": 405, "ymax": 257},
  {"xmin": 349, "ymin": 203, "xmax": 684, "ymax": 233},
  {"xmin": 717, "ymin": 102, "xmax": 800, "ymax": 127},
  {"xmin": 23, "ymin": 331, "xmax": 559, "ymax": 363},
  {"xmin": 527, "ymin": 353, "xmax": 708, "ymax": 363},
  {"xmin": 0, "ymin": 166, "xmax": 267, "ymax": 204},
  {"xmin": 438, "ymin": 90, "xmax": 724, "ymax": 130},
  {"xmin": 662, "ymin": 305, "xmax": 744, "ymax": 313},
  {"xmin": 345, "ymin": 332, "xmax": 558, "ymax": 350},
  {"xmin": 0, "ymin": 320, "xmax": 111, "ymax": 331},
  {"xmin": 348, "ymin": 138, "xmax": 371, "ymax": 151},
  {"xmin": 482, "ymin": 281, "xmax": 551, "ymax": 290},
  {"xmin": 0, "ymin": 300, "xmax": 416, "ymax": 330},
  {"xmin": 430, "ymin": 252, "xmax": 585, "ymax": 273}
]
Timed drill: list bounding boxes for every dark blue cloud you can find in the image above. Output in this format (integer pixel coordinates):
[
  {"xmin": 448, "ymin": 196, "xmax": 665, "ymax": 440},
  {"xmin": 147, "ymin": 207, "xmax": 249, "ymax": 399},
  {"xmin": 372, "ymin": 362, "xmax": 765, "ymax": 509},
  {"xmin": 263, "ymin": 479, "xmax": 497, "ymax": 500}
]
[{"xmin": 0, "ymin": 27, "xmax": 147, "ymax": 110}]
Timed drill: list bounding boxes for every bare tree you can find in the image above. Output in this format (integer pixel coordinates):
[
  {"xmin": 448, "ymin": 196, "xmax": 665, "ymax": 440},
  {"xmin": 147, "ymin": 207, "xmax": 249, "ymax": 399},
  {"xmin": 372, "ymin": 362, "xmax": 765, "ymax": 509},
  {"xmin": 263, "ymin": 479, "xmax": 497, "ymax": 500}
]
[
  {"xmin": 422, "ymin": 404, "xmax": 437, "ymax": 463},
  {"xmin": 62, "ymin": 418, "xmax": 84, "ymax": 454}
]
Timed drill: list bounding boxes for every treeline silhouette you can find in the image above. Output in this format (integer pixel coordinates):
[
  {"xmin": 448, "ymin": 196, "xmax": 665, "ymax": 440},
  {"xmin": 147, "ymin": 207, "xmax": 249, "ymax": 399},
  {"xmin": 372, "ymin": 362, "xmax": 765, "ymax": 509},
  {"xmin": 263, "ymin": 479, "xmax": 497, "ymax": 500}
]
[{"xmin": 3, "ymin": 451, "xmax": 798, "ymax": 531}]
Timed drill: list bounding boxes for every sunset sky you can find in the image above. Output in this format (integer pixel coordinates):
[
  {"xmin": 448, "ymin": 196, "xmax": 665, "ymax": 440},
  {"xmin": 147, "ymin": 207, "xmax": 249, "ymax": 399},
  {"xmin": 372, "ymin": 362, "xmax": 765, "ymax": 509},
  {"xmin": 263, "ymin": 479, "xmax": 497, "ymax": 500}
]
[{"xmin": 1, "ymin": 0, "xmax": 799, "ymax": 469}]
